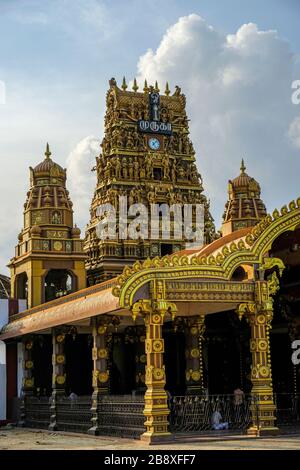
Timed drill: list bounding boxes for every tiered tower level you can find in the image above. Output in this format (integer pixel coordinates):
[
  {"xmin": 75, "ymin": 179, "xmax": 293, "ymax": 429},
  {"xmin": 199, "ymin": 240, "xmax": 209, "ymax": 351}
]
[
  {"xmin": 9, "ymin": 144, "xmax": 86, "ymax": 308},
  {"xmin": 84, "ymin": 78, "xmax": 216, "ymax": 284}
]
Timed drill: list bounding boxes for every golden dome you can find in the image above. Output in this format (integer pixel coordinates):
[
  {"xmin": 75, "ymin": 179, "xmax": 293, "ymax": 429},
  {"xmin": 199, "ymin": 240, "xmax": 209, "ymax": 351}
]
[
  {"xmin": 23, "ymin": 143, "xmax": 73, "ymax": 221},
  {"xmin": 71, "ymin": 225, "xmax": 81, "ymax": 238},
  {"xmin": 33, "ymin": 143, "xmax": 65, "ymax": 176},
  {"xmin": 222, "ymin": 159, "xmax": 267, "ymax": 236},
  {"xmin": 230, "ymin": 159, "xmax": 260, "ymax": 192}
]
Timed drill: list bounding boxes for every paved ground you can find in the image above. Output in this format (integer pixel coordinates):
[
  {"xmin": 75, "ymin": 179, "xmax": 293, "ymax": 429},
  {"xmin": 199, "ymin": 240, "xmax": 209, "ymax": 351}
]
[{"xmin": 0, "ymin": 427, "xmax": 300, "ymax": 450}]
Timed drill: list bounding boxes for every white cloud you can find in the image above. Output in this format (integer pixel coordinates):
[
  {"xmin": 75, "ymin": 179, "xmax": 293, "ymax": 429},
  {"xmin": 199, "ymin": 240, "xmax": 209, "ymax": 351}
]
[
  {"xmin": 66, "ymin": 135, "xmax": 100, "ymax": 230},
  {"xmin": 136, "ymin": 14, "xmax": 300, "ymax": 227}
]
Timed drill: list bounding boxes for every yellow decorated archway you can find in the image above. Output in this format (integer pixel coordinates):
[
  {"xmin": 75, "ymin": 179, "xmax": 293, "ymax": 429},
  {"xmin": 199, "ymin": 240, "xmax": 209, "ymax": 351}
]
[{"xmin": 113, "ymin": 197, "xmax": 300, "ymax": 309}]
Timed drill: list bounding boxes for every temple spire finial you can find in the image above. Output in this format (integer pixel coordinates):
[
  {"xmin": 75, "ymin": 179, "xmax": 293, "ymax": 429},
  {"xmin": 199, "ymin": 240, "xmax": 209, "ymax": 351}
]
[
  {"xmin": 143, "ymin": 79, "xmax": 149, "ymax": 93},
  {"xmin": 240, "ymin": 158, "xmax": 246, "ymax": 174},
  {"xmin": 45, "ymin": 143, "xmax": 51, "ymax": 159},
  {"xmin": 165, "ymin": 82, "xmax": 170, "ymax": 96},
  {"xmin": 121, "ymin": 76, "xmax": 127, "ymax": 91},
  {"xmin": 132, "ymin": 78, "xmax": 138, "ymax": 92}
]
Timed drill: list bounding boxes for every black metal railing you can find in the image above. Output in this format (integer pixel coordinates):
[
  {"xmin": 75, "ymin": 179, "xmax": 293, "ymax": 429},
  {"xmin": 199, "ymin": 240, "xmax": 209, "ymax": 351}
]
[
  {"xmin": 24, "ymin": 396, "xmax": 51, "ymax": 429},
  {"xmin": 96, "ymin": 395, "xmax": 145, "ymax": 439},
  {"xmin": 55, "ymin": 396, "xmax": 92, "ymax": 433},
  {"xmin": 24, "ymin": 392, "xmax": 300, "ymax": 436},
  {"xmin": 170, "ymin": 394, "xmax": 256, "ymax": 433},
  {"xmin": 275, "ymin": 393, "xmax": 300, "ymax": 426},
  {"xmin": 23, "ymin": 394, "xmax": 145, "ymax": 436}
]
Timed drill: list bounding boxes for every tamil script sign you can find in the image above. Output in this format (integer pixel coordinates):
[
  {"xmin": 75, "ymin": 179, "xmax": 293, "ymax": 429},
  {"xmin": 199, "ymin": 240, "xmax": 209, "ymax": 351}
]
[{"xmin": 138, "ymin": 120, "xmax": 172, "ymax": 135}]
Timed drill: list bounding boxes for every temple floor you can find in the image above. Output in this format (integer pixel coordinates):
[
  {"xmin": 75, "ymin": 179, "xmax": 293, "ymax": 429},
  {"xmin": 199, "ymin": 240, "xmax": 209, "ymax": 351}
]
[{"xmin": 1, "ymin": 427, "xmax": 300, "ymax": 450}]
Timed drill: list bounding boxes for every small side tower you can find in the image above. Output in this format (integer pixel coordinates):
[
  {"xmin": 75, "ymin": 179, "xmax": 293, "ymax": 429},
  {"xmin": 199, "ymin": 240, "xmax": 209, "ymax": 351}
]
[
  {"xmin": 9, "ymin": 144, "xmax": 86, "ymax": 308},
  {"xmin": 221, "ymin": 159, "xmax": 267, "ymax": 236}
]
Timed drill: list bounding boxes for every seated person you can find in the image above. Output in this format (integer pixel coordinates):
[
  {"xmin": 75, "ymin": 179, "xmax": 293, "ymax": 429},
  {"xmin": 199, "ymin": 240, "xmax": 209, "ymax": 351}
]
[
  {"xmin": 68, "ymin": 391, "xmax": 78, "ymax": 408},
  {"xmin": 211, "ymin": 408, "xmax": 229, "ymax": 430},
  {"xmin": 69, "ymin": 391, "xmax": 78, "ymax": 400}
]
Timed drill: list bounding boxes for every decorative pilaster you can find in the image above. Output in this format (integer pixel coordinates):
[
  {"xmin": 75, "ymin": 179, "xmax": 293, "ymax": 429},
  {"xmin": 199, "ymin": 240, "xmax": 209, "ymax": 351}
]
[
  {"xmin": 184, "ymin": 315, "xmax": 206, "ymax": 395},
  {"xmin": 238, "ymin": 279, "xmax": 278, "ymax": 435},
  {"xmin": 132, "ymin": 280, "xmax": 177, "ymax": 444},
  {"xmin": 49, "ymin": 329, "xmax": 66, "ymax": 431},
  {"xmin": 22, "ymin": 337, "xmax": 35, "ymax": 393},
  {"xmin": 88, "ymin": 315, "xmax": 116, "ymax": 435},
  {"xmin": 19, "ymin": 336, "xmax": 35, "ymax": 426}
]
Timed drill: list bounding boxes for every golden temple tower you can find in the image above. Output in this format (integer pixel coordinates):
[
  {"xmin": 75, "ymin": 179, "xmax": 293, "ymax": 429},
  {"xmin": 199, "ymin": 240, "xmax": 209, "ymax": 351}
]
[
  {"xmin": 84, "ymin": 78, "xmax": 216, "ymax": 284},
  {"xmin": 221, "ymin": 159, "xmax": 267, "ymax": 236},
  {"xmin": 9, "ymin": 144, "xmax": 86, "ymax": 308}
]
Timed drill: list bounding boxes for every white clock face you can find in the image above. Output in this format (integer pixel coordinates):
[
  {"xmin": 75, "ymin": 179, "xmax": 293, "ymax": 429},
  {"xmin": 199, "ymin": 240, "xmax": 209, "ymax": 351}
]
[{"xmin": 148, "ymin": 137, "xmax": 160, "ymax": 150}]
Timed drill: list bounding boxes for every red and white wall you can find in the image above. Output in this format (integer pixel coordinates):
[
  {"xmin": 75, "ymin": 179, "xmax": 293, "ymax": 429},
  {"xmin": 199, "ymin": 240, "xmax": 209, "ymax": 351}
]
[{"xmin": 0, "ymin": 299, "xmax": 27, "ymax": 423}]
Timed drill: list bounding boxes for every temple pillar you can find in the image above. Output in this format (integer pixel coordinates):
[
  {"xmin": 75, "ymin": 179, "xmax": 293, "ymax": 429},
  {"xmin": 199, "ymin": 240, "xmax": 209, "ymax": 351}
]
[
  {"xmin": 88, "ymin": 315, "xmax": 112, "ymax": 435},
  {"xmin": 133, "ymin": 280, "xmax": 177, "ymax": 444},
  {"xmin": 184, "ymin": 315, "xmax": 206, "ymax": 395},
  {"xmin": 49, "ymin": 328, "xmax": 66, "ymax": 431},
  {"xmin": 19, "ymin": 336, "xmax": 35, "ymax": 426},
  {"xmin": 239, "ymin": 281, "xmax": 278, "ymax": 435}
]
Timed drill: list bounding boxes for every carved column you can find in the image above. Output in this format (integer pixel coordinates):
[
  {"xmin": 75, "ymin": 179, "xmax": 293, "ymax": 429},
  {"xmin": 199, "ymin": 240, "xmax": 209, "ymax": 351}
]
[
  {"xmin": 19, "ymin": 336, "xmax": 35, "ymax": 426},
  {"xmin": 133, "ymin": 280, "xmax": 177, "ymax": 444},
  {"xmin": 184, "ymin": 315, "xmax": 206, "ymax": 395},
  {"xmin": 239, "ymin": 280, "xmax": 278, "ymax": 435},
  {"xmin": 49, "ymin": 328, "xmax": 66, "ymax": 431},
  {"xmin": 88, "ymin": 315, "xmax": 112, "ymax": 435}
]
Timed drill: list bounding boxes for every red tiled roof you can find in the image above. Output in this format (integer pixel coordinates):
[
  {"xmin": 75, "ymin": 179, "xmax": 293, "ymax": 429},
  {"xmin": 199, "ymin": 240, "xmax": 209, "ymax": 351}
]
[{"xmin": 172, "ymin": 227, "xmax": 252, "ymax": 258}]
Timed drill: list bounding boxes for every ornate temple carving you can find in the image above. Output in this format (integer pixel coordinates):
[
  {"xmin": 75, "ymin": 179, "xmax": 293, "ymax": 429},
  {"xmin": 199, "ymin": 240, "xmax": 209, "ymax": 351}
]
[
  {"xmin": 84, "ymin": 78, "xmax": 216, "ymax": 284},
  {"xmin": 8, "ymin": 144, "xmax": 86, "ymax": 308}
]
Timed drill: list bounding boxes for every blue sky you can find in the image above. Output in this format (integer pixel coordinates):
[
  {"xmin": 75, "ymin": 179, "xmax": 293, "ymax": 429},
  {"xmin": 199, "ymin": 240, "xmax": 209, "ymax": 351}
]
[
  {"xmin": 1, "ymin": 1, "xmax": 300, "ymax": 91},
  {"xmin": 0, "ymin": 0, "xmax": 300, "ymax": 274}
]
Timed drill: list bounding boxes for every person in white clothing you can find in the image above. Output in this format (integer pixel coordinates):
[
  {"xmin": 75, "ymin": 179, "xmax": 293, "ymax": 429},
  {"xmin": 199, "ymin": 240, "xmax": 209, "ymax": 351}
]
[
  {"xmin": 211, "ymin": 408, "xmax": 229, "ymax": 430},
  {"xmin": 69, "ymin": 391, "xmax": 78, "ymax": 400}
]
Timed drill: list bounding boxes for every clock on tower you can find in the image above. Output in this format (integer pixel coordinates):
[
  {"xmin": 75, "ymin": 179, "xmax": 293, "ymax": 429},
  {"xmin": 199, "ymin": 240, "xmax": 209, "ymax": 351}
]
[{"xmin": 148, "ymin": 137, "xmax": 160, "ymax": 150}]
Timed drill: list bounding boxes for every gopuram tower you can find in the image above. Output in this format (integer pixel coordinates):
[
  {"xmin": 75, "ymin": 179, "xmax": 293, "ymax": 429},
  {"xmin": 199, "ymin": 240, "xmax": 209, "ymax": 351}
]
[
  {"xmin": 9, "ymin": 144, "xmax": 86, "ymax": 308},
  {"xmin": 84, "ymin": 78, "xmax": 216, "ymax": 284}
]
